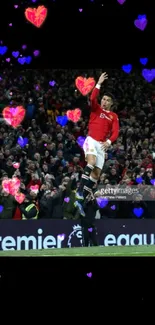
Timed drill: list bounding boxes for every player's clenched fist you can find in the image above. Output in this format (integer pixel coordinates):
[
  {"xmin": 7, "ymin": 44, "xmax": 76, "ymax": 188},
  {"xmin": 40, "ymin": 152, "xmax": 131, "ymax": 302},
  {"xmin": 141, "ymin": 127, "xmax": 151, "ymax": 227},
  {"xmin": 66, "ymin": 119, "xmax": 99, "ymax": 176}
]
[{"xmin": 97, "ymin": 72, "xmax": 108, "ymax": 85}]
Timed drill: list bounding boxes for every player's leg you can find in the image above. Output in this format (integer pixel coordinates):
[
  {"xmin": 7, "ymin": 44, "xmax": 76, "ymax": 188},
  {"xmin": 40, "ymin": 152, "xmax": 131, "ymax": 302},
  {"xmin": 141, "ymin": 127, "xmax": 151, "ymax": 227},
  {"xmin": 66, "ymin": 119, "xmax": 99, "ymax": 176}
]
[
  {"xmin": 86, "ymin": 146, "xmax": 105, "ymax": 195},
  {"xmin": 76, "ymin": 136, "xmax": 97, "ymax": 200},
  {"xmin": 74, "ymin": 152, "xmax": 96, "ymax": 217},
  {"xmin": 90, "ymin": 226, "xmax": 98, "ymax": 246}
]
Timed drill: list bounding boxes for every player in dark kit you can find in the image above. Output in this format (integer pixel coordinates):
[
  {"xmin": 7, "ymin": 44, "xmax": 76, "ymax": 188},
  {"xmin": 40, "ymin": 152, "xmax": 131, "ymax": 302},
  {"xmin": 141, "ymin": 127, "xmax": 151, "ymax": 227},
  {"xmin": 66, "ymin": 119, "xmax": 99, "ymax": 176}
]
[{"xmin": 75, "ymin": 72, "xmax": 119, "ymax": 216}]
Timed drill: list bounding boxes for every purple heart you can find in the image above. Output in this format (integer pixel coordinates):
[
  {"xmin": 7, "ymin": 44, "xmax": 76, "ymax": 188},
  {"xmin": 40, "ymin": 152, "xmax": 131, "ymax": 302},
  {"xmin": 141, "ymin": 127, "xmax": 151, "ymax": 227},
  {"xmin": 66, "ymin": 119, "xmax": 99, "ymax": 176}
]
[
  {"xmin": 79, "ymin": 8, "xmax": 83, "ymax": 12},
  {"xmin": 150, "ymin": 179, "xmax": 155, "ymax": 186},
  {"xmin": 0, "ymin": 46, "xmax": 8, "ymax": 55},
  {"xmin": 64, "ymin": 197, "xmax": 70, "ymax": 203},
  {"xmin": 88, "ymin": 228, "xmax": 93, "ymax": 232},
  {"xmin": 0, "ymin": 205, "xmax": 3, "ymax": 213},
  {"xmin": 96, "ymin": 197, "xmax": 108, "ymax": 208},
  {"xmin": 56, "ymin": 116, "xmax": 68, "ymax": 127},
  {"xmin": 122, "ymin": 64, "xmax": 132, "ymax": 74},
  {"xmin": 9, "ymin": 23, "xmax": 12, "ymax": 27},
  {"xmin": 140, "ymin": 58, "xmax": 148, "ymax": 66},
  {"xmin": 136, "ymin": 177, "xmax": 143, "ymax": 184},
  {"xmin": 133, "ymin": 207, "xmax": 144, "ymax": 218},
  {"xmin": 111, "ymin": 205, "xmax": 116, "ymax": 210},
  {"xmin": 22, "ymin": 45, "xmax": 27, "ymax": 50},
  {"xmin": 12, "ymin": 51, "xmax": 19, "ymax": 58},
  {"xmin": 18, "ymin": 57, "xmax": 26, "ymax": 65},
  {"xmin": 77, "ymin": 136, "xmax": 86, "ymax": 148},
  {"xmin": 58, "ymin": 234, "xmax": 65, "ymax": 240},
  {"xmin": 14, "ymin": 5, "xmax": 18, "ymax": 8},
  {"xmin": 117, "ymin": 0, "xmax": 126, "ymax": 4},
  {"xmin": 86, "ymin": 272, "xmax": 92, "ymax": 278},
  {"xmin": 49, "ymin": 80, "xmax": 56, "ymax": 86},
  {"xmin": 33, "ymin": 50, "xmax": 40, "ymax": 57},
  {"xmin": 6, "ymin": 58, "xmax": 10, "ymax": 62},
  {"xmin": 142, "ymin": 69, "xmax": 155, "ymax": 83},
  {"xmin": 134, "ymin": 18, "xmax": 147, "ymax": 31},
  {"xmin": 25, "ymin": 56, "xmax": 32, "ymax": 64}
]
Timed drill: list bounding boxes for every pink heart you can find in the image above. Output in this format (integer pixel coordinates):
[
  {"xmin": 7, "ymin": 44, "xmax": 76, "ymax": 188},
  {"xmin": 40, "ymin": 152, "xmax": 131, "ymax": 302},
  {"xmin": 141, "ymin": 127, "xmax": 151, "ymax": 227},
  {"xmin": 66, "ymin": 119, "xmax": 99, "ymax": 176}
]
[
  {"xmin": 75, "ymin": 77, "xmax": 95, "ymax": 96},
  {"xmin": 30, "ymin": 185, "xmax": 39, "ymax": 192},
  {"xmin": 66, "ymin": 108, "xmax": 81, "ymax": 123},
  {"xmin": 13, "ymin": 162, "xmax": 20, "ymax": 169},
  {"xmin": 2, "ymin": 177, "xmax": 21, "ymax": 196},
  {"xmin": 2, "ymin": 105, "xmax": 25, "ymax": 128}
]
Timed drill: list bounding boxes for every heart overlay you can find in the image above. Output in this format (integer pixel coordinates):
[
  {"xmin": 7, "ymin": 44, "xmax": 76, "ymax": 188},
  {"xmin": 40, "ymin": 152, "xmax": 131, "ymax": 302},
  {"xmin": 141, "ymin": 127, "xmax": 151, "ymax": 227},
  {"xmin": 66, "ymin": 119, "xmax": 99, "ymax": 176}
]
[
  {"xmin": 75, "ymin": 77, "xmax": 95, "ymax": 96},
  {"xmin": 25, "ymin": 5, "xmax": 48, "ymax": 28}
]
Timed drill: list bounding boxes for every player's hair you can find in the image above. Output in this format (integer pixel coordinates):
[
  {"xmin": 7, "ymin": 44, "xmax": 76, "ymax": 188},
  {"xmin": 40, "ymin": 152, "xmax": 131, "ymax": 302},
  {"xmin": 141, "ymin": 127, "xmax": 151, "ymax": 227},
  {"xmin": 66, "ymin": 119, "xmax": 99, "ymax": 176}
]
[{"xmin": 103, "ymin": 92, "xmax": 115, "ymax": 102}]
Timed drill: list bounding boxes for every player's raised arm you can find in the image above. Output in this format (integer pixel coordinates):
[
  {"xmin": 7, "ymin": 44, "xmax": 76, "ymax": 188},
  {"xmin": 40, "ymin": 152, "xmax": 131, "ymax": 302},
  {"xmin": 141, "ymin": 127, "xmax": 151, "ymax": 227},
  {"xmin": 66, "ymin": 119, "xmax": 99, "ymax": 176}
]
[{"xmin": 90, "ymin": 72, "xmax": 108, "ymax": 111}]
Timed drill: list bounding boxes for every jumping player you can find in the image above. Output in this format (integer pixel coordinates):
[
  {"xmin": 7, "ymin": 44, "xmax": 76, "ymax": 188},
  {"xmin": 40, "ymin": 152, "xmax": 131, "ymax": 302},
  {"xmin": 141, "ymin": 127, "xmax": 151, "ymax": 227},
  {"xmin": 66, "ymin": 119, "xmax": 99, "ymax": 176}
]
[{"xmin": 75, "ymin": 72, "xmax": 119, "ymax": 216}]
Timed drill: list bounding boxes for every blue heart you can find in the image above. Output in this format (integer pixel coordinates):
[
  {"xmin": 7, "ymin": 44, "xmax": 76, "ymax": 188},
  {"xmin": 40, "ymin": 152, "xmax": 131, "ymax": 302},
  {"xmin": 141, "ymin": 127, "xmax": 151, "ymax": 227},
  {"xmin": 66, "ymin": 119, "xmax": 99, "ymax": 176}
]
[
  {"xmin": 25, "ymin": 56, "xmax": 32, "ymax": 64},
  {"xmin": 12, "ymin": 51, "xmax": 19, "ymax": 58},
  {"xmin": 122, "ymin": 64, "xmax": 132, "ymax": 74},
  {"xmin": 136, "ymin": 177, "xmax": 143, "ymax": 184},
  {"xmin": 0, "ymin": 205, "xmax": 3, "ymax": 213},
  {"xmin": 111, "ymin": 205, "xmax": 116, "ymax": 210},
  {"xmin": 56, "ymin": 115, "xmax": 68, "ymax": 126},
  {"xmin": 96, "ymin": 197, "xmax": 108, "ymax": 208},
  {"xmin": 18, "ymin": 57, "xmax": 26, "ymax": 65},
  {"xmin": 138, "ymin": 15, "xmax": 146, "ymax": 20},
  {"xmin": 133, "ymin": 207, "xmax": 144, "ymax": 218},
  {"xmin": 142, "ymin": 69, "xmax": 155, "ymax": 83},
  {"xmin": 17, "ymin": 137, "xmax": 28, "ymax": 147},
  {"xmin": 0, "ymin": 46, "xmax": 8, "ymax": 55},
  {"xmin": 140, "ymin": 58, "xmax": 148, "ymax": 66}
]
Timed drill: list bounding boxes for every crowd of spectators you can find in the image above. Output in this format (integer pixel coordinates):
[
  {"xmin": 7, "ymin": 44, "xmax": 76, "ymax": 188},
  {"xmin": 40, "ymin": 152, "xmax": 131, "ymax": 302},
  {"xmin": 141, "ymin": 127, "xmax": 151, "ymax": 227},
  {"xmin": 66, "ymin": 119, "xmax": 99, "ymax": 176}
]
[{"xmin": 0, "ymin": 68, "xmax": 155, "ymax": 220}]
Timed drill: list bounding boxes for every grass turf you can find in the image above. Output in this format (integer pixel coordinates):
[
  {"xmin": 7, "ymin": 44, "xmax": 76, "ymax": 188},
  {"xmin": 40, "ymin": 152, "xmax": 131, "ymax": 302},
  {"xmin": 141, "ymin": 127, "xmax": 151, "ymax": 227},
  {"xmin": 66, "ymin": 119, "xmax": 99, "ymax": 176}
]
[{"xmin": 0, "ymin": 245, "xmax": 155, "ymax": 256}]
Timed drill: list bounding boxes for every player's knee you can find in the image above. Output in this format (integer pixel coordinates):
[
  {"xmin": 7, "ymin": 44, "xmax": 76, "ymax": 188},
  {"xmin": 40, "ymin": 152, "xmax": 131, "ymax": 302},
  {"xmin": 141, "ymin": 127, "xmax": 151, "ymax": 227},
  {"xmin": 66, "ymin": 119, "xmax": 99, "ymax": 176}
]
[
  {"xmin": 91, "ymin": 168, "xmax": 101, "ymax": 180},
  {"xmin": 86, "ymin": 155, "xmax": 96, "ymax": 167}
]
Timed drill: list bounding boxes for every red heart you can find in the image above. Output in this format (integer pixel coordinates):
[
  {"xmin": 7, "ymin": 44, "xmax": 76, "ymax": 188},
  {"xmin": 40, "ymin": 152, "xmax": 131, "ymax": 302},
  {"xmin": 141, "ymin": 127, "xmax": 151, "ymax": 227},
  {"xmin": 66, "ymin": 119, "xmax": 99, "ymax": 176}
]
[
  {"xmin": 75, "ymin": 77, "xmax": 95, "ymax": 96},
  {"xmin": 2, "ymin": 177, "xmax": 21, "ymax": 196},
  {"xmin": 25, "ymin": 5, "xmax": 48, "ymax": 28},
  {"xmin": 15, "ymin": 192, "xmax": 25, "ymax": 204},
  {"xmin": 2, "ymin": 106, "xmax": 25, "ymax": 128},
  {"xmin": 66, "ymin": 108, "xmax": 81, "ymax": 123}
]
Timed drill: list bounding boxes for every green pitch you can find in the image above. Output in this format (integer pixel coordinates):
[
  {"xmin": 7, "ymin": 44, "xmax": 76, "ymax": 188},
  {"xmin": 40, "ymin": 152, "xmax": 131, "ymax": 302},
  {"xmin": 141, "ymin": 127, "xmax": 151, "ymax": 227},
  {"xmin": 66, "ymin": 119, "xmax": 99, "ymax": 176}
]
[{"xmin": 0, "ymin": 245, "xmax": 155, "ymax": 256}]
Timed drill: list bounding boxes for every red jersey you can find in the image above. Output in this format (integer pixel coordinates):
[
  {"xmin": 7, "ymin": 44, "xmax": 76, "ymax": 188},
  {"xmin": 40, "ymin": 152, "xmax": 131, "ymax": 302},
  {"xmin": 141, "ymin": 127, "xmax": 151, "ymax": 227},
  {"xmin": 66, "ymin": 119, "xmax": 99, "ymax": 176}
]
[{"xmin": 88, "ymin": 86, "xmax": 119, "ymax": 143}]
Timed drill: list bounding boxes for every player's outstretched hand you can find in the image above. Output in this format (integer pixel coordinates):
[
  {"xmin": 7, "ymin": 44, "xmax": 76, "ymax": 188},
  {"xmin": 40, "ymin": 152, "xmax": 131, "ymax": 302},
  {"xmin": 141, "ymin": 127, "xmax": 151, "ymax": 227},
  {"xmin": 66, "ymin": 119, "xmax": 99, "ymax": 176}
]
[{"xmin": 97, "ymin": 72, "xmax": 108, "ymax": 85}]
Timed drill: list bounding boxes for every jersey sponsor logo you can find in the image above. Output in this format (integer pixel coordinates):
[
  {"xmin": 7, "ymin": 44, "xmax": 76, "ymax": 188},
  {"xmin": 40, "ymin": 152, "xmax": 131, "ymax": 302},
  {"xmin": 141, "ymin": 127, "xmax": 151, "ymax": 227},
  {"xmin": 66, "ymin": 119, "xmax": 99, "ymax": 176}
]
[{"xmin": 100, "ymin": 113, "xmax": 112, "ymax": 121}]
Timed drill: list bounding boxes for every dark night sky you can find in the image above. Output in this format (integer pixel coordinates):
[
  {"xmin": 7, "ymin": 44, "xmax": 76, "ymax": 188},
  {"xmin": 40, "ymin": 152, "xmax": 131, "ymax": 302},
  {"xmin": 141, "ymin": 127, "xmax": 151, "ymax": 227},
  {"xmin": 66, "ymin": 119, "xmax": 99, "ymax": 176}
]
[{"xmin": 0, "ymin": 0, "xmax": 155, "ymax": 68}]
